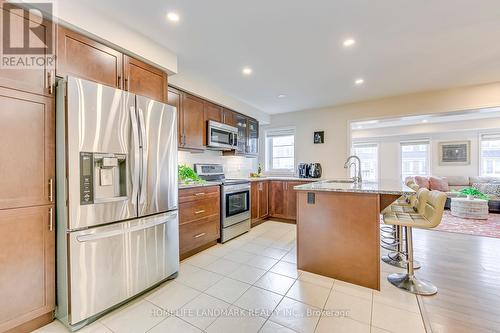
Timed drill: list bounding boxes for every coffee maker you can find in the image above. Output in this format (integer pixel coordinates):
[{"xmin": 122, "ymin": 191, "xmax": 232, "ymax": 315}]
[
  {"xmin": 298, "ymin": 163, "xmax": 309, "ymax": 178},
  {"xmin": 308, "ymin": 163, "xmax": 322, "ymax": 178}
]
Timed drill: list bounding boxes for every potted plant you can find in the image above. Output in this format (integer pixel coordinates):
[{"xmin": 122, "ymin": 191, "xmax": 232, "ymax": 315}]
[
  {"xmin": 178, "ymin": 164, "xmax": 205, "ymax": 184},
  {"xmin": 456, "ymin": 187, "xmax": 489, "ymax": 200}
]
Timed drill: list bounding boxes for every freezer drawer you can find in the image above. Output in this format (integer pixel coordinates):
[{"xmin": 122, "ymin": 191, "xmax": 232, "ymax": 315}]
[{"xmin": 67, "ymin": 211, "xmax": 179, "ymax": 325}]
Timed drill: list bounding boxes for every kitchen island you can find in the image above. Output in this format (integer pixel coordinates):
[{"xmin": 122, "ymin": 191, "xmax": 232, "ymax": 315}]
[{"xmin": 294, "ymin": 180, "xmax": 414, "ymax": 290}]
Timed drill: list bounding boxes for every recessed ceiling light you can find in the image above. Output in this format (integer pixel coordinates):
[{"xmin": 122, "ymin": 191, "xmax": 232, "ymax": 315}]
[
  {"xmin": 242, "ymin": 67, "xmax": 252, "ymax": 75},
  {"xmin": 355, "ymin": 78, "xmax": 364, "ymax": 86},
  {"xmin": 343, "ymin": 38, "xmax": 356, "ymax": 47},
  {"xmin": 422, "ymin": 119, "xmax": 428, "ymax": 123},
  {"xmin": 167, "ymin": 12, "xmax": 180, "ymax": 22},
  {"xmin": 277, "ymin": 94, "xmax": 287, "ymax": 99}
]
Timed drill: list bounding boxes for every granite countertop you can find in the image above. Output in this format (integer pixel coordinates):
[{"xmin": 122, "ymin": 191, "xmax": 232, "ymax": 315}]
[
  {"xmin": 294, "ymin": 179, "xmax": 414, "ymax": 195},
  {"xmin": 178, "ymin": 181, "xmax": 222, "ymax": 189},
  {"xmin": 244, "ymin": 176, "xmax": 321, "ymax": 182}
]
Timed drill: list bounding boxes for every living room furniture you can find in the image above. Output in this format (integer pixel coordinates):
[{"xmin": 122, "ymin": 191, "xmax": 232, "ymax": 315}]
[
  {"xmin": 450, "ymin": 197, "xmax": 489, "ymax": 220},
  {"xmin": 407, "ymin": 176, "xmax": 500, "ymax": 213}
]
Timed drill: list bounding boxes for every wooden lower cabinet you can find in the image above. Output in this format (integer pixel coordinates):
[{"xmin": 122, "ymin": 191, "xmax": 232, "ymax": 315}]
[
  {"xmin": 269, "ymin": 181, "xmax": 287, "ymax": 219},
  {"xmin": 269, "ymin": 180, "xmax": 312, "ymax": 221},
  {"xmin": 251, "ymin": 181, "xmax": 269, "ymax": 226},
  {"xmin": 0, "ymin": 205, "xmax": 55, "ymax": 332},
  {"xmin": 179, "ymin": 186, "xmax": 220, "ymax": 259}
]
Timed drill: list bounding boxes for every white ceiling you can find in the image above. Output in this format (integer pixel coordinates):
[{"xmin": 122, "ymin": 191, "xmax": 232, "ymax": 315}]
[{"xmin": 76, "ymin": 0, "xmax": 500, "ymax": 114}]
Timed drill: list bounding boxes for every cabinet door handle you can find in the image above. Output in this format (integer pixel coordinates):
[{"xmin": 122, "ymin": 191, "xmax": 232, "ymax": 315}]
[
  {"xmin": 49, "ymin": 207, "xmax": 54, "ymax": 231},
  {"xmin": 47, "ymin": 70, "xmax": 55, "ymax": 94},
  {"xmin": 194, "ymin": 192, "xmax": 206, "ymax": 196},
  {"xmin": 194, "ymin": 232, "xmax": 206, "ymax": 238},
  {"xmin": 49, "ymin": 178, "xmax": 54, "ymax": 202},
  {"xmin": 124, "ymin": 77, "xmax": 130, "ymax": 91},
  {"xmin": 194, "ymin": 210, "xmax": 206, "ymax": 215}
]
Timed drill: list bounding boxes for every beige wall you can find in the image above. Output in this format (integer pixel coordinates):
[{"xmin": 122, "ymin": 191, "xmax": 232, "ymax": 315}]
[{"xmin": 260, "ymin": 82, "xmax": 500, "ymax": 179}]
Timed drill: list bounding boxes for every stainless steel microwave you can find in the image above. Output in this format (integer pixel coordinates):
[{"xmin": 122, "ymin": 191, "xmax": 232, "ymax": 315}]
[{"xmin": 207, "ymin": 120, "xmax": 238, "ymax": 150}]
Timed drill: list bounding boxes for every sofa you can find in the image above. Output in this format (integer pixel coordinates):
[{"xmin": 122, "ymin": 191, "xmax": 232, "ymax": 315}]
[{"xmin": 406, "ymin": 176, "xmax": 500, "ymax": 213}]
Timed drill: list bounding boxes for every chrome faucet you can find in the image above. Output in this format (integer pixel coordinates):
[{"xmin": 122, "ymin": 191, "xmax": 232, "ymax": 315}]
[{"xmin": 344, "ymin": 155, "xmax": 362, "ymax": 184}]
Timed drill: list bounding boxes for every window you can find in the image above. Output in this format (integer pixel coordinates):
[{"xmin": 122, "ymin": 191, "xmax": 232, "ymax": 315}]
[
  {"xmin": 351, "ymin": 143, "xmax": 379, "ymax": 181},
  {"xmin": 480, "ymin": 134, "xmax": 500, "ymax": 176},
  {"xmin": 265, "ymin": 128, "xmax": 295, "ymax": 173},
  {"xmin": 400, "ymin": 141, "xmax": 430, "ymax": 180}
]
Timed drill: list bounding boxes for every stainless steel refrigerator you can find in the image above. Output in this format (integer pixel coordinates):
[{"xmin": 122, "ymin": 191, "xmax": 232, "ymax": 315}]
[{"xmin": 55, "ymin": 76, "xmax": 179, "ymax": 330}]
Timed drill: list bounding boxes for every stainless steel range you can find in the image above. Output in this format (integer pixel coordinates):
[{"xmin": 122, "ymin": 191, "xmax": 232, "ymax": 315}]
[{"xmin": 194, "ymin": 164, "xmax": 250, "ymax": 242}]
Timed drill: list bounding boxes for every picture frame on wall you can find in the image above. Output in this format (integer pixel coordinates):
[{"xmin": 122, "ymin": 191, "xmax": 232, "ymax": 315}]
[
  {"xmin": 314, "ymin": 131, "xmax": 324, "ymax": 144},
  {"xmin": 438, "ymin": 141, "xmax": 471, "ymax": 165}
]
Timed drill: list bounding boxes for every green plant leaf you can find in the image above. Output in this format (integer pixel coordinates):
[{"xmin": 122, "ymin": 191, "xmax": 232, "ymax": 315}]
[{"xmin": 178, "ymin": 164, "xmax": 204, "ymax": 184}]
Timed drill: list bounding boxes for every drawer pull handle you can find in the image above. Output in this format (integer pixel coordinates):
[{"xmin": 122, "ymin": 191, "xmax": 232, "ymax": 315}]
[
  {"xmin": 194, "ymin": 232, "xmax": 206, "ymax": 238},
  {"xmin": 194, "ymin": 210, "xmax": 206, "ymax": 214},
  {"xmin": 194, "ymin": 193, "xmax": 206, "ymax": 196}
]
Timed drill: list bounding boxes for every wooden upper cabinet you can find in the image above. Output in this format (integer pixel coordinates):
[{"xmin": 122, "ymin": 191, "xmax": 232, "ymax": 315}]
[
  {"xmin": 0, "ymin": 5, "xmax": 52, "ymax": 96},
  {"xmin": 247, "ymin": 118, "xmax": 259, "ymax": 155},
  {"xmin": 181, "ymin": 93, "xmax": 205, "ymax": 150},
  {"xmin": 0, "ymin": 205, "xmax": 55, "ymax": 332},
  {"xmin": 203, "ymin": 101, "xmax": 223, "ymax": 145},
  {"xmin": 167, "ymin": 86, "xmax": 183, "ymax": 147},
  {"xmin": 222, "ymin": 108, "xmax": 237, "ymax": 127},
  {"xmin": 56, "ymin": 26, "xmax": 122, "ymax": 87},
  {"xmin": 234, "ymin": 113, "xmax": 248, "ymax": 154},
  {"xmin": 123, "ymin": 55, "xmax": 167, "ymax": 102},
  {"xmin": 0, "ymin": 88, "xmax": 54, "ymax": 209},
  {"xmin": 270, "ymin": 181, "xmax": 287, "ymax": 218},
  {"xmin": 204, "ymin": 102, "xmax": 223, "ymax": 123}
]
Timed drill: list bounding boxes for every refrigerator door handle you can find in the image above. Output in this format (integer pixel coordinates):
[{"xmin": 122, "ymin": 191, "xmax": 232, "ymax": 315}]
[
  {"xmin": 76, "ymin": 211, "xmax": 178, "ymax": 242},
  {"xmin": 129, "ymin": 106, "xmax": 140, "ymax": 205},
  {"xmin": 137, "ymin": 107, "xmax": 148, "ymax": 205}
]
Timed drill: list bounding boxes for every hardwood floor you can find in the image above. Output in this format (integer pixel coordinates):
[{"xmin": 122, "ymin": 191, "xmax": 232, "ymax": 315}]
[{"xmin": 408, "ymin": 229, "xmax": 500, "ymax": 333}]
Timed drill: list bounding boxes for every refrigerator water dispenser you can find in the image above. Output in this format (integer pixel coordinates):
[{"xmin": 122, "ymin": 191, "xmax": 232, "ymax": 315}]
[{"xmin": 80, "ymin": 152, "xmax": 127, "ymax": 204}]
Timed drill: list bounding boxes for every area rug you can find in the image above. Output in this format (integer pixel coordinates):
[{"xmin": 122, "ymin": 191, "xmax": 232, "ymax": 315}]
[{"xmin": 433, "ymin": 210, "xmax": 500, "ymax": 238}]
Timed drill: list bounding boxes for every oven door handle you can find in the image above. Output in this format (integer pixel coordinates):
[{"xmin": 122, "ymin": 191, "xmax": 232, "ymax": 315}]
[{"xmin": 224, "ymin": 188, "xmax": 250, "ymax": 194}]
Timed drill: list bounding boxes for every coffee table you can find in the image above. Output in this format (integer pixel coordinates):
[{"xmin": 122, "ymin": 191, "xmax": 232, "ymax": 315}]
[{"xmin": 450, "ymin": 197, "xmax": 489, "ymax": 220}]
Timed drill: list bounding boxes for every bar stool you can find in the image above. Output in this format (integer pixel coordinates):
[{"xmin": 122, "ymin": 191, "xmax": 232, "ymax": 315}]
[
  {"xmin": 380, "ymin": 181, "xmax": 420, "ymax": 251},
  {"xmin": 381, "ymin": 188, "xmax": 429, "ymax": 269},
  {"xmin": 382, "ymin": 190, "xmax": 447, "ymax": 295}
]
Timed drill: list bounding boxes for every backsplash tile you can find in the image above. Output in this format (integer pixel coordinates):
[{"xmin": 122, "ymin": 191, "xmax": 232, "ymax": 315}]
[{"xmin": 178, "ymin": 150, "xmax": 258, "ymax": 179}]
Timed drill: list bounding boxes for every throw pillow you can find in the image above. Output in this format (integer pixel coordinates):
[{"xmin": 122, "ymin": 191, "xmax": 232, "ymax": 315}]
[
  {"xmin": 472, "ymin": 183, "xmax": 500, "ymax": 196},
  {"xmin": 414, "ymin": 176, "xmax": 430, "ymax": 189},
  {"xmin": 429, "ymin": 176, "xmax": 449, "ymax": 192}
]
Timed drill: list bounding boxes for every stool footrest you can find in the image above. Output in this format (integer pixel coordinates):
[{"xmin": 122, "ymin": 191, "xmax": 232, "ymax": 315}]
[{"xmin": 387, "ymin": 273, "xmax": 437, "ymax": 295}]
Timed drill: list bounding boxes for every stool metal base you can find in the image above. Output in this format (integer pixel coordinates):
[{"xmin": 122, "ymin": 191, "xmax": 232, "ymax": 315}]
[
  {"xmin": 382, "ymin": 253, "xmax": 421, "ymax": 269},
  {"xmin": 387, "ymin": 273, "xmax": 437, "ymax": 296}
]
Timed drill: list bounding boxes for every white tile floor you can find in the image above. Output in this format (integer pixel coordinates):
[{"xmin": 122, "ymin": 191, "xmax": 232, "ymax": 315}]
[{"xmin": 34, "ymin": 221, "xmax": 425, "ymax": 333}]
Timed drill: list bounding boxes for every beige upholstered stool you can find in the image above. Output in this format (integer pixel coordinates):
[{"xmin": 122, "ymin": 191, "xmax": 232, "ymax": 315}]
[
  {"xmin": 382, "ymin": 188, "xmax": 429, "ymax": 269},
  {"xmin": 383, "ymin": 190, "xmax": 447, "ymax": 295},
  {"xmin": 380, "ymin": 181, "xmax": 419, "ymax": 241}
]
